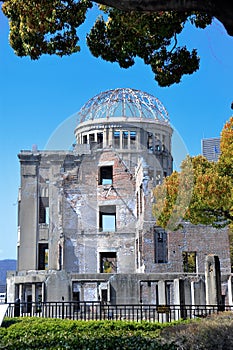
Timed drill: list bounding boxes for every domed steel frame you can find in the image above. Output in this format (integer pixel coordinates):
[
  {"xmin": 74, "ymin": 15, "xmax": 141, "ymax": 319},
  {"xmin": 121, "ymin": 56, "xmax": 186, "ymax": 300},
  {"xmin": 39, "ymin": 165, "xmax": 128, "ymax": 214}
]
[{"xmin": 77, "ymin": 88, "xmax": 169, "ymax": 124}]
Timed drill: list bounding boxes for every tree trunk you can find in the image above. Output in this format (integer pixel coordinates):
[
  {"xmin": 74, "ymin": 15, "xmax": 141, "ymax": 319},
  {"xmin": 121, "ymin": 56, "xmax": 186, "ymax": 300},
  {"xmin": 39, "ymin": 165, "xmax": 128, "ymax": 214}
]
[{"xmin": 96, "ymin": 0, "xmax": 233, "ymax": 36}]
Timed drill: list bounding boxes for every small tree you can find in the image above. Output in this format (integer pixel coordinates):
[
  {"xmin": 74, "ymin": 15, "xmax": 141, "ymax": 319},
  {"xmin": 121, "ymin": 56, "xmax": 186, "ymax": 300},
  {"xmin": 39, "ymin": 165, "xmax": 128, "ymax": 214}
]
[
  {"xmin": 153, "ymin": 117, "xmax": 233, "ymax": 229},
  {"xmin": 153, "ymin": 117, "xmax": 233, "ymax": 268}
]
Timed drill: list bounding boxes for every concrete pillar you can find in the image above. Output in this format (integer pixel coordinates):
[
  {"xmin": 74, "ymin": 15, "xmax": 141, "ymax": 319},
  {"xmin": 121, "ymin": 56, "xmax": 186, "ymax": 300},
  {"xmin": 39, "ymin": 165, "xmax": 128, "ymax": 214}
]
[
  {"xmin": 158, "ymin": 280, "xmax": 167, "ymax": 322},
  {"xmin": 173, "ymin": 279, "xmax": 181, "ymax": 320},
  {"xmin": 205, "ymin": 255, "xmax": 222, "ymax": 308},
  {"xmin": 109, "ymin": 275, "xmax": 138, "ymax": 304},
  {"xmin": 119, "ymin": 130, "xmax": 123, "ymax": 149},
  {"xmin": 183, "ymin": 279, "xmax": 191, "ymax": 305},
  {"xmin": 45, "ymin": 271, "xmax": 70, "ymax": 302},
  {"xmin": 18, "ymin": 156, "xmax": 39, "ymax": 271},
  {"xmin": 103, "ymin": 129, "xmax": 107, "ymax": 147},
  {"xmin": 6, "ymin": 276, "xmax": 15, "ymax": 303},
  {"xmin": 173, "ymin": 279, "xmax": 189, "ymax": 319},
  {"xmin": 94, "ymin": 132, "xmax": 97, "ymax": 142},
  {"xmin": 190, "ymin": 279, "xmax": 206, "ymax": 318},
  {"xmin": 108, "ymin": 128, "xmax": 112, "ymax": 147},
  {"xmin": 42, "ymin": 282, "xmax": 45, "ymax": 302},
  {"xmin": 228, "ymin": 276, "xmax": 233, "ymax": 305},
  {"xmin": 192, "ymin": 280, "xmax": 206, "ymax": 306},
  {"xmin": 127, "ymin": 132, "xmax": 130, "ymax": 149},
  {"xmin": 19, "ymin": 284, "xmax": 23, "ymax": 302},
  {"xmin": 32, "ymin": 284, "xmax": 36, "ymax": 303},
  {"xmin": 174, "ymin": 279, "xmax": 181, "ymax": 305},
  {"xmin": 158, "ymin": 280, "xmax": 166, "ymax": 304},
  {"xmin": 191, "ymin": 281, "xmax": 195, "ymax": 306}
]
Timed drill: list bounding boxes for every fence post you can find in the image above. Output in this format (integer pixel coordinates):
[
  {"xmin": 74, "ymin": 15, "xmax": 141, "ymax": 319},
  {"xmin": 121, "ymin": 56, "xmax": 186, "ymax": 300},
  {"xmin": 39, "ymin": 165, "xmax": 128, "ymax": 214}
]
[{"xmin": 14, "ymin": 298, "xmax": 20, "ymax": 317}]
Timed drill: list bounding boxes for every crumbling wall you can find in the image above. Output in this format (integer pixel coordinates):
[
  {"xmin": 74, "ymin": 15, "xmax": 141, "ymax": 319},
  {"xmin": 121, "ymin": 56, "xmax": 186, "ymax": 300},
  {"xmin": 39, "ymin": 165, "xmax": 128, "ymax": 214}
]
[{"xmin": 144, "ymin": 223, "xmax": 230, "ymax": 275}]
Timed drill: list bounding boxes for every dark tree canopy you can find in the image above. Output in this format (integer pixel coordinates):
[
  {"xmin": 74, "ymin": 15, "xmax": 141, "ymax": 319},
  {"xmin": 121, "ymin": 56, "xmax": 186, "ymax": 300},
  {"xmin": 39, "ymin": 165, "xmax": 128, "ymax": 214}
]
[
  {"xmin": 1, "ymin": 0, "xmax": 228, "ymax": 86},
  {"xmin": 86, "ymin": 8, "xmax": 211, "ymax": 86},
  {"xmin": 97, "ymin": 0, "xmax": 233, "ymax": 36}
]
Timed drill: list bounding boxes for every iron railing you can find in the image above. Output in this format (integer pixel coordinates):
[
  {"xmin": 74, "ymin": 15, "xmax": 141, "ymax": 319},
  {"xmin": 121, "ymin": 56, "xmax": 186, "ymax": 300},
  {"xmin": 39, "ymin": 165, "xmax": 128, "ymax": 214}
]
[{"xmin": 4, "ymin": 301, "xmax": 229, "ymax": 323}]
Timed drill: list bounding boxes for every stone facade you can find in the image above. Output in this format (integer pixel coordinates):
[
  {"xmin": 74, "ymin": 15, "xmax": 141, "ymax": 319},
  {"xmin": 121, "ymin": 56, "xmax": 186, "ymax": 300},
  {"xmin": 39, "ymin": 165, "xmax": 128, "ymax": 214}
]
[{"xmin": 7, "ymin": 89, "xmax": 232, "ymax": 307}]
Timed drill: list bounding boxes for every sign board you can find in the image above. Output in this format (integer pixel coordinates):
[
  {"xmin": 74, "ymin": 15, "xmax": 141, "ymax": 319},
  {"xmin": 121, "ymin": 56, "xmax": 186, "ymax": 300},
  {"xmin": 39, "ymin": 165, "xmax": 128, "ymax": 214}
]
[
  {"xmin": 157, "ymin": 305, "xmax": 170, "ymax": 314},
  {"xmin": 0, "ymin": 304, "xmax": 8, "ymax": 326}
]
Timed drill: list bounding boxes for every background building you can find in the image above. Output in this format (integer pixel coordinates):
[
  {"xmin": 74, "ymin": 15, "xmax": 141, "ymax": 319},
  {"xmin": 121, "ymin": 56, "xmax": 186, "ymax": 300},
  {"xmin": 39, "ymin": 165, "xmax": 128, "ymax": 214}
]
[
  {"xmin": 202, "ymin": 137, "xmax": 220, "ymax": 161},
  {"xmin": 7, "ymin": 89, "xmax": 231, "ymax": 308}
]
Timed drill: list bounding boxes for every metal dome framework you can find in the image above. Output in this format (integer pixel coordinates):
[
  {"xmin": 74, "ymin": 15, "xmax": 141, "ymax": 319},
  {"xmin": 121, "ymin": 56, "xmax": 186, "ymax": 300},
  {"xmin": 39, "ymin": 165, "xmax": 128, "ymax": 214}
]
[{"xmin": 77, "ymin": 88, "xmax": 169, "ymax": 124}]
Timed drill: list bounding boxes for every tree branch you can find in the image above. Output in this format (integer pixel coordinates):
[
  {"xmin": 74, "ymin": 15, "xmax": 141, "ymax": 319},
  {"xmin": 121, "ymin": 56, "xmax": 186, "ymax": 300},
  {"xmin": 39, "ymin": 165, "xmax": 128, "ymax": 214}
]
[
  {"xmin": 170, "ymin": 33, "xmax": 177, "ymax": 53},
  {"xmin": 201, "ymin": 207, "xmax": 233, "ymax": 224},
  {"xmin": 96, "ymin": 0, "xmax": 233, "ymax": 36}
]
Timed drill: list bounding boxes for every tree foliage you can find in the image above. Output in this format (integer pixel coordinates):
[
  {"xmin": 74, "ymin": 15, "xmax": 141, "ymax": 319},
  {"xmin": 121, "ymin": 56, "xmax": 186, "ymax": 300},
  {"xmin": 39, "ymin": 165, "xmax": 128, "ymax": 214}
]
[
  {"xmin": 153, "ymin": 117, "xmax": 233, "ymax": 229},
  {"xmin": 1, "ymin": 0, "xmax": 93, "ymax": 59},
  {"xmin": 2, "ymin": 0, "xmax": 212, "ymax": 86},
  {"xmin": 97, "ymin": 0, "xmax": 233, "ymax": 37},
  {"xmin": 87, "ymin": 8, "xmax": 212, "ymax": 87}
]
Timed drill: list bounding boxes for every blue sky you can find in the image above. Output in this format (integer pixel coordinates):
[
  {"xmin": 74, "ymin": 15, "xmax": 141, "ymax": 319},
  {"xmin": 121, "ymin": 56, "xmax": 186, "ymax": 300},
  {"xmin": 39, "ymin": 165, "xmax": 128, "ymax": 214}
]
[{"xmin": 0, "ymin": 5, "xmax": 233, "ymax": 260}]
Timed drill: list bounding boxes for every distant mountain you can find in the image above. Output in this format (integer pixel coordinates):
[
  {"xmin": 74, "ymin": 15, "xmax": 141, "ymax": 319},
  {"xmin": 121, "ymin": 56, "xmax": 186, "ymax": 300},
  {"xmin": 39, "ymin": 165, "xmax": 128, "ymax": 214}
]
[{"xmin": 0, "ymin": 259, "xmax": 16, "ymax": 285}]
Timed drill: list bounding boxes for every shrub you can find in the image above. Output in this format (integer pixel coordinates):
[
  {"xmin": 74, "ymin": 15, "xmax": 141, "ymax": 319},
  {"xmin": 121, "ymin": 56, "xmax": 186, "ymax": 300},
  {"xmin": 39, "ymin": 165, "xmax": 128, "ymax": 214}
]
[
  {"xmin": 0, "ymin": 318, "xmax": 175, "ymax": 350},
  {"xmin": 3, "ymin": 314, "xmax": 232, "ymax": 350},
  {"xmin": 160, "ymin": 312, "xmax": 233, "ymax": 350}
]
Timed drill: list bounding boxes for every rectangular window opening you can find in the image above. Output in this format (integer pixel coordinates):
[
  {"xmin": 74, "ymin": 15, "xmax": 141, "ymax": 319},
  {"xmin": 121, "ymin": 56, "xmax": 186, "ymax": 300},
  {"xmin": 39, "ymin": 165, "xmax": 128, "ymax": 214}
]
[
  {"xmin": 99, "ymin": 205, "xmax": 116, "ymax": 232},
  {"xmin": 38, "ymin": 243, "xmax": 49, "ymax": 270},
  {"xmin": 162, "ymin": 135, "xmax": 166, "ymax": 151},
  {"xmin": 147, "ymin": 132, "xmax": 153, "ymax": 150},
  {"xmin": 183, "ymin": 251, "xmax": 196, "ymax": 273},
  {"xmin": 97, "ymin": 132, "xmax": 103, "ymax": 146},
  {"xmin": 39, "ymin": 197, "xmax": 49, "ymax": 224},
  {"xmin": 100, "ymin": 252, "xmax": 117, "ymax": 273},
  {"xmin": 154, "ymin": 136, "xmax": 161, "ymax": 151},
  {"xmin": 101, "ymin": 289, "xmax": 108, "ymax": 302},
  {"xmin": 113, "ymin": 131, "xmax": 120, "ymax": 148},
  {"xmin": 130, "ymin": 131, "xmax": 136, "ymax": 148},
  {"xmin": 99, "ymin": 166, "xmax": 113, "ymax": 185},
  {"xmin": 122, "ymin": 131, "xmax": 128, "ymax": 149},
  {"xmin": 165, "ymin": 281, "xmax": 173, "ymax": 305},
  {"xmin": 89, "ymin": 133, "xmax": 95, "ymax": 143},
  {"xmin": 154, "ymin": 228, "xmax": 168, "ymax": 263},
  {"xmin": 72, "ymin": 291, "xmax": 80, "ymax": 311}
]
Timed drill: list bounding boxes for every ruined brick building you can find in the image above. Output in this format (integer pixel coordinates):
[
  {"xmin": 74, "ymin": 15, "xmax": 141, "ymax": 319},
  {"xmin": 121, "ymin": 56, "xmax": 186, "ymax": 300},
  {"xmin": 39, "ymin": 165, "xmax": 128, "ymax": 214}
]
[{"xmin": 7, "ymin": 88, "xmax": 232, "ymax": 306}]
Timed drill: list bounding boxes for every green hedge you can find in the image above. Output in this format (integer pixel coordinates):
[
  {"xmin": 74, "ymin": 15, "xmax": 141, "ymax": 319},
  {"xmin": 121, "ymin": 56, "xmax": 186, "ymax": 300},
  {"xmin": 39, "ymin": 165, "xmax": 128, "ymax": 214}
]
[
  {"xmin": 2, "ymin": 313, "xmax": 233, "ymax": 349},
  {"xmin": 0, "ymin": 318, "xmax": 176, "ymax": 350}
]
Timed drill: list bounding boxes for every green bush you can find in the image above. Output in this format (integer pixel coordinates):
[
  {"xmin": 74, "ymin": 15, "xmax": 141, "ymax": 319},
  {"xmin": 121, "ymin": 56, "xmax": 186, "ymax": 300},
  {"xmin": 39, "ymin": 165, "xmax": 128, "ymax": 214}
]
[
  {"xmin": 3, "ymin": 314, "xmax": 233, "ymax": 350},
  {"xmin": 0, "ymin": 318, "xmax": 176, "ymax": 350}
]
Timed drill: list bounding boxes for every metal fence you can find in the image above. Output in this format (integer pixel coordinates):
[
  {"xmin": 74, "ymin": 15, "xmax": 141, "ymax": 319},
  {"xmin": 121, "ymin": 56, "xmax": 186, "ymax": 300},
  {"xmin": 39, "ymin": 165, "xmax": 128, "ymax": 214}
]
[{"xmin": 4, "ymin": 301, "xmax": 230, "ymax": 323}]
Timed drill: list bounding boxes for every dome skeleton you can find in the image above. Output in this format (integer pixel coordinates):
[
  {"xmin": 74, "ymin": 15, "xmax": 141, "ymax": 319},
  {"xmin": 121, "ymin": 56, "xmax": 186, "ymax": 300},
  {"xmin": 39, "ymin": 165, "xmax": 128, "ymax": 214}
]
[{"xmin": 77, "ymin": 88, "xmax": 169, "ymax": 124}]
